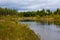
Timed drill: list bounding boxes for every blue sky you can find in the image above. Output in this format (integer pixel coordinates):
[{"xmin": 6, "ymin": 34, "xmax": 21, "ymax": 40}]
[{"xmin": 0, "ymin": 0, "xmax": 60, "ymax": 11}]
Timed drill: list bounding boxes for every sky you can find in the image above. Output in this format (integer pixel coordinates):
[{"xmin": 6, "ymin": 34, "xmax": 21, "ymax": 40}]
[{"xmin": 0, "ymin": 0, "xmax": 60, "ymax": 12}]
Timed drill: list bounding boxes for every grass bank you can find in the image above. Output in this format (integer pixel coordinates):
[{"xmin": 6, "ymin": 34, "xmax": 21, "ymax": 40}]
[{"xmin": 0, "ymin": 17, "xmax": 40, "ymax": 40}]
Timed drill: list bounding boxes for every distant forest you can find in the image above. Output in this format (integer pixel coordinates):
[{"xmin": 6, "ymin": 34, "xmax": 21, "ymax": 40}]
[{"xmin": 0, "ymin": 7, "xmax": 60, "ymax": 17}]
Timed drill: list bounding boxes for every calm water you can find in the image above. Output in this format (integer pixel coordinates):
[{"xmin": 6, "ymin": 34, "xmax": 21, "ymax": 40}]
[{"xmin": 21, "ymin": 22, "xmax": 60, "ymax": 40}]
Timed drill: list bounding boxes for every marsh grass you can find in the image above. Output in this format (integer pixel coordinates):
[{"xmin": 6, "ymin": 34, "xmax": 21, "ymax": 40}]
[{"xmin": 0, "ymin": 17, "xmax": 40, "ymax": 40}]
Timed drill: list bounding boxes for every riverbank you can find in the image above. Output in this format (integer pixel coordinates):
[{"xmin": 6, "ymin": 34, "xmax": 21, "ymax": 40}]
[
  {"xmin": 0, "ymin": 15, "xmax": 54, "ymax": 21},
  {"xmin": 0, "ymin": 18, "xmax": 40, "ymax": 40},
  {"xmin": 0, "ymin": 15, "xmax": 60, "ymax": 25}
]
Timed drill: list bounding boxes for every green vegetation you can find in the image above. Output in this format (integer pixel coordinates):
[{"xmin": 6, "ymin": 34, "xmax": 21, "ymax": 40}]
[
  {"xmin": 0, "ymin": 7, "xmax": 60, "ymax": 17},
  {"xmin": 0, "ymin": 7, "xmax": 60, "ymax": 25},
  {"xmin": 0, "ymin": 19, "xmax": 40, "ymax": 40},
  {"xmin": 0, "ymin": 7, "xmax": 40, "ymax": 40},
  {"xmin": 0, "ymin": 7, "xmax": 60, "ymax": 40},
  {"xmin": 0, "ymin": 7, "xmax": 17, "ymax": 16}
]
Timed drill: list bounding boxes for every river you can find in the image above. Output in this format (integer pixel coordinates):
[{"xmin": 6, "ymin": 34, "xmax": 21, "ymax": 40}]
[{"xmin": 21, "ymin": 21, "xmax": 60, "ymax": 40}]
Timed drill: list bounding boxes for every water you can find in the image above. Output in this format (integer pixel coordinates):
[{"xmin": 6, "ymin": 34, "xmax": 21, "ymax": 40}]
[{"xmin": 21, "ymin": 22, "xmax": 60, "ymax": 40}]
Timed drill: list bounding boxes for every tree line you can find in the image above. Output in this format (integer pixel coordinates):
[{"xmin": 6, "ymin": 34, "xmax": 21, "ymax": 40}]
[
  {"xmin": 0, "ymin": 7, "xmax": 60, "ymax": 17},
  {"xmin": 0, "ymin": 7, "xmax": 17, "ymax": 16}
]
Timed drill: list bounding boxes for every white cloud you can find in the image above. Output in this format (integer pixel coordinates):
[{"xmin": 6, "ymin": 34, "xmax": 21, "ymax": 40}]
[{"xmin": 0, "ymin": 0, "xmax": 60, "ymax": 11}]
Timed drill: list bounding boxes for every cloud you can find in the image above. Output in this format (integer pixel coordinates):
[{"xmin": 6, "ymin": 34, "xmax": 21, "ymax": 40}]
[{"xmin": 0, "ymin": 0, "xmax": 60, "ymax": 11}]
